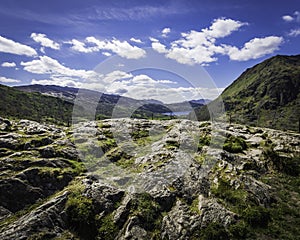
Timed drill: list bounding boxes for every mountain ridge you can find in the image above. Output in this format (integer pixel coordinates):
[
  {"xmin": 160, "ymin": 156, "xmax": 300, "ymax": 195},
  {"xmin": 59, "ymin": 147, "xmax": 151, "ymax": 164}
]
[{"xmin": 194, "ymin": 54, "xmax": 300, "ymax": 132}]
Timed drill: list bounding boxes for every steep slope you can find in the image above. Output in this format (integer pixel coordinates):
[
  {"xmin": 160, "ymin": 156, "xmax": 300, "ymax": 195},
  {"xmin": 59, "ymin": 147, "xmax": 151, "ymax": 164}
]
[
  {"xmin": 194, "ymin": 54, "xmax": 300, "ymax": 131},
  {"xmin": 0, "ymin": 84, "xmax": 73, "ymax": 125},
  {"xmin": 0, "ymin": 118, "xmax": 299, "ymax": 239}
]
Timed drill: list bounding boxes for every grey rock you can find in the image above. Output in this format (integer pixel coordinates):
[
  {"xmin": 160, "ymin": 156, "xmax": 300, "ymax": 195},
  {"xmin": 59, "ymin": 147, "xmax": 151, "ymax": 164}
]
[
  {"xmin": 0, "ymin": 191, "xmax": 69, "ymax": 240},
  {"xmin": 198, "ymin": 194, "xmax": 236, "ymax": 227}
]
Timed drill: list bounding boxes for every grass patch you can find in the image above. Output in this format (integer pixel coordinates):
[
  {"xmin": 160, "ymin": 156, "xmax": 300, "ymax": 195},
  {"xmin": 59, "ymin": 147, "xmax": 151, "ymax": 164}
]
[
  {"xmin": 211, "ymin": 178, "xmax": 247, "ymax": 207},
  {"xmin": 65, "ymin": 185, "xmax": 97, "ymax": 239},
  {"xmin": 223, "ymin": 135, "xmax": 247, "ymax": 153},
  {"xmin": 131, "ymin": 193, "xmax": 161, "ymax": 231},
  {"xmin": 97, "ymin": 214, "xmax": 118, "ymax": 240},
  {"xmin": 190, "ymin": 197, "xmax": 201, "ymax": 214}
]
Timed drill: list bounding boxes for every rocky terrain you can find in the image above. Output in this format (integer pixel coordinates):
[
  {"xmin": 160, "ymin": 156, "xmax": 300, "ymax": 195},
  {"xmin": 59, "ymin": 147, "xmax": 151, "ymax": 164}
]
[{"xmin": 0, "ymin": 117, "xmax": 299, "ymax": 239}]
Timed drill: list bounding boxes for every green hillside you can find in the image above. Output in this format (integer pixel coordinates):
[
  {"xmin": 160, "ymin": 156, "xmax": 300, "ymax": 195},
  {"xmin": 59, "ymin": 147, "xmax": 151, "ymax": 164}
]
[
  {"xmin": 194, "ymin": 54, "xmax": 300, "ymax": 132},
  {"xmin": 0, "ymin": 84, "xmax": 73, "ymax": 125},
  {"xmin": 0, "ymin": 84, "xmax": 172, "ymax": 123}
]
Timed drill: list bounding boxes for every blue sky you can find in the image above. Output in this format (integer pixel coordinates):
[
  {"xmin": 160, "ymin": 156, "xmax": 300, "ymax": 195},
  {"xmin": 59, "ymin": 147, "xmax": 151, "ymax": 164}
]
[{"xmin": 0, "ymin": 0, "xmax": 299, "ymax": 103}]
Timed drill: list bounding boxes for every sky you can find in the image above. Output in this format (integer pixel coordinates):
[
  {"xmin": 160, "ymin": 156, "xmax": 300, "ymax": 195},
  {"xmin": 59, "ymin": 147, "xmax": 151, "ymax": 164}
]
[{"xmin": 0, "ymin": 0, "xmax": 299, "ymax": 103}]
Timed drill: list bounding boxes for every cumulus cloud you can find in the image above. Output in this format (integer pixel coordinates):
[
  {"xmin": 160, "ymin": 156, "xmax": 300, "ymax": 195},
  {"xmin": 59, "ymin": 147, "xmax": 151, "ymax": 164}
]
[
  {"xmin": 21, "ymin": 55, "xmax": 106, "ymax": 89},
  {"xmin": 1, "ymin": 62, "xmax": 16, "ymax": 67},
  {"xmin": 102, "ymin": 52, "xmax": 112, "ymax": 56},
  {"xmin": 68, "ymin": 39, "xmax": 98, "ymax": 53},
  {"xmin": 30, "ymin": 33, "xmax": 60, "ymax": 50},
  {"xmin": 151, "ymin": 41, "xmax": 168, "ymax": 53},
  {"xmin": 202, "ymin": 18, "xmax": 247, "ymax": 38},
  {"xmin": 105, "ymin": 73, "xmax": 220, "ymax": 103},
  {"xmin": 282, "ymin": 15, "xmax": 294, "ymax": 22},
  {"xmin": 151, "ymin": 18, "xmax": 283, "ymax": 64},
  {"xmin": 0, "ymin": 36, "xmax": 37, "ymax": 56},
  {"xmin": 130, "ymin": 37, "xmax": 143, "ymax": 43},
  {"xmin": 151, "ymin": 18, "xmax": 247, "ymax": 65},
  {"xmin": 282, "ymin": 11, "xmax": 300, "ymax": 22},
  {"xmin": 68, "ymin": 36, "xmax": 146, "ymax": 59},
  {"xmin": 162, "ymin": 28, "xmax": 171, "ymax": 37},
  {"xmin": 31, "ymin": 78, "xmax": 80, "ymax": 88},
  {"xmin": 288, "ymin": 28, "xmax": 300, "ymax": 37},
  {"xmin": 0, "ymin": 76, "xmax": 20, "ymax": 83},
  {"xmin": 103, "ymin": 70, "xmax": 133, "ymax": 82},
  {"xmin": 224, "ymin": 36, "xmax": 284, "ymax": 61}
]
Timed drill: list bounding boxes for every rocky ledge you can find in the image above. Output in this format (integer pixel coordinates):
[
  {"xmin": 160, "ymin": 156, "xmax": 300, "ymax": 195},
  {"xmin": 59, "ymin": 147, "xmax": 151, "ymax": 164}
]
[{"xmin": 0, "ymin": 118, "xmax": 299, "ymax": 239}]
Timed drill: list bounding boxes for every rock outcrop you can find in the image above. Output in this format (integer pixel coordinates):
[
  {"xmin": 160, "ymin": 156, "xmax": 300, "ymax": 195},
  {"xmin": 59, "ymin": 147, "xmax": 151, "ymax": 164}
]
[{"xmin": 0, "ymin": 118, "xmax": 299, "ymax": 239}]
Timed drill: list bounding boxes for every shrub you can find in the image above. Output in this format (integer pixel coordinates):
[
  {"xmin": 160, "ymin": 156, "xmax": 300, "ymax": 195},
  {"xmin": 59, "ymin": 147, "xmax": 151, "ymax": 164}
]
[
  {"xmin": 131, "ymin": 193, "xmax": 160, "ymax": 231},
  {"xmin": 199, "ymin": 222, "xmax": 230, "ymax": 240},
  {"xmin": 211, "ymin": 178, "xmax": 247, "ymax": 205},
  {"xmin": 65, "ymin": 193, "xmax": 96, "ymax": 239},
  {"xmin": 242, "ymin": 206, "xmax": 271, "ymax": 228},
  {"xmin": 223, "ymin": 135, "xmax": 247, "ymax": 153},
  {"xmin": 98, "ymin": 214, "xmax": 118, "ymax": 240}
]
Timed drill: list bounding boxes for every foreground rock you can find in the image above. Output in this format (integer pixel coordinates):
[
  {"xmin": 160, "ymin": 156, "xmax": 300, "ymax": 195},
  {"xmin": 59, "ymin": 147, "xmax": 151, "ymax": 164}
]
[{"xmin": 0, "ymin": 118, "xmax": 299, "ymax": 239}]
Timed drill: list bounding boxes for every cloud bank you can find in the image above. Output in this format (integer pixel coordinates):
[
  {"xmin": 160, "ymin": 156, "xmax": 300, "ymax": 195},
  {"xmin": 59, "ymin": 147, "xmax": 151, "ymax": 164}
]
[{"xmin": 150, "ymin": 18, "xmax": 283, "ymax": 65}]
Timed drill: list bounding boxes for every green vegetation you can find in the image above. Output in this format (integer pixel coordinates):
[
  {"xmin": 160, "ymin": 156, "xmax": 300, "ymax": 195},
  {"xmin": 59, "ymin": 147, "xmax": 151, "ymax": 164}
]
[
  {"xmin": 223, "ymin": 135, "xmax": 247, "ymax": 153},
  {"xmin": 263, "ymin": 147, "xmax": 300, "ymax": 176},
  {"xmin": 211, "ymin": 178, "xmax": 247, "ymax": 206},
  {"xmin": 131, "ymin": 193, "xmax": 161, "ymax": 231},
  {"xmin": 242, "ymin": 206, "xmax": 271, "ymax": 228},
  {"xmin": 190, "ymin": 197, "xmax": 201, "ymax": 214},
  {"xmin": 98, "ymin": 214, "xmax": 118, "ymax": 240},
  {"xmin": 197, "ymin": 134, "xmax": 211, "ymax": 151},
  {"xmin": 193, "ymin": 54, "xmax": 300, "ymax": 132},
  {"xmin": 65, "ymin": 182, "xmax": 97, "ymax": 239},
  {"xmin": 0, "ymin": 84, "xmax": 73, "ymax": 125},
  {"xmin": 197, "ymin": 222, "xmax": 230, "ymax": 240},
  {"xmin": 165, "ymin": 139, "xmax": 180, "ymax": 149}
]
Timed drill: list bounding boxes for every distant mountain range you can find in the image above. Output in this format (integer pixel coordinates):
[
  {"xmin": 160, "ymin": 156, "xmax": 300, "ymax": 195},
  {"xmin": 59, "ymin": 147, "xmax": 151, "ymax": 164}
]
[
  {"xmin": 0, "ymin": 84, "xmax": 206, "ymax": 124},
  {"xmin": 194, "ymin": 54, "xmax": 300, "ymax": 131}
]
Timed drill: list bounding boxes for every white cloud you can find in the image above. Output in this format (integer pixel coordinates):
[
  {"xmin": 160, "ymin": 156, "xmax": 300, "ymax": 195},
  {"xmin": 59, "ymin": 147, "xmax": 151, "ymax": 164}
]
[
  {"xmin": 202, "ymin": 18, "xmax": 247, "ymax": 38},
  {"xmin": 1, "ymin": 62, "xmax": 16, "ymax": 67},
  {"xmin": 151, "ymin": 41, "xmax": 168, "ymax": 53},
  {"xmin": 288, "ymin": 28, "xmax": 300, "ymax": 37},
  {"xmin": 102, "ymin": 52, "xmax": 112, "ymax": 56},
  {"xmin": 68, "ymin": 39, "xmax": 98, "ymax": 53},
  {"xmin": 152, "ymin": 18, "xmax": 283, "ymax": 64},
  {"xmin": 0, "ymin": 76, "xmax": 20, "ymax": 83},
  {"xmin": 282, "ymin": 15, "xmax": 294, "ymax": 22},
  {"xmin": 149, "ymin": 37, "xmax": 159, "ymax": 42},
  {"xmin": 21, "ymin": 56, "xmax": 105, "ymax": 88},
  {"xmin": 282, "ymin": 11, "xmax": 300, "ymax": 22},
  {"xmin": 31, "ymin": 78, "xmax": 80, "ymax": 88},
  {"xmin": 68, "ymin": 36, "xmax": 146, "ymax": 59},
  {"xmin": 130, "ymin": 37, "xmax": 143, "ymax": 43},
  {"xmin": 30, "ymin": 33, "xmax": 60, "ymax": 50},
  {"xmin": 0, "ymin": 36, "xmax": 37, "ymax": 56},
  {"xmin": 103, "ymin": 70, "xmax": 133, "ymax": 82},
  {"xmin": 162, "ymin": 28, "xmax": 171, "ymax": 37},
  {"xmin": 105, "ymin": 73, "xmax": 220, "ymax": 103},
  {"xmin": 151, "ymin": 18, "xmax": 247, "ymax": 65},
  {"xmin": 224, "ymin": 36, "xmax": 284, "ymax": 61}
]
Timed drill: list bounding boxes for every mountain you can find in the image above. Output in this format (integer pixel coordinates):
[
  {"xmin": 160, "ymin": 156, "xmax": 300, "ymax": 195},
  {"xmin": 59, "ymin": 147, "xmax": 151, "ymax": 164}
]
[
  {"xmin": 0, "ymin": 84, "xmax": 73, "ymax": 125},
  {"xmin": 14, "ymin": 84, "xmax": 80, "ymax": 102},
  {"xmin": 194, "ymin": 54, "xmax": 300, "ymax": 132},
  {"xmin": 1, "ymin": 84, "xmax": 173, "ymax": 122},
  {"xmin": 14, "ymin": 84, "xmax": 204, "ymax": 119},
  {"xmin": 190, "ymin": 99, "xmax": 211, "ymax": 105},
  {"xmin": 0, "ymin": 118, "xmax": 299, "ymax": 239}
]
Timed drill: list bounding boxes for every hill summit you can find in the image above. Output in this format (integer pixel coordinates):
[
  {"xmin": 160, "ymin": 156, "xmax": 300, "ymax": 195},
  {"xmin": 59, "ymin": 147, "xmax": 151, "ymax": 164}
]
[{"xmin": 195, "ymin": 54, "xmax": 300, "ymax": 131}]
